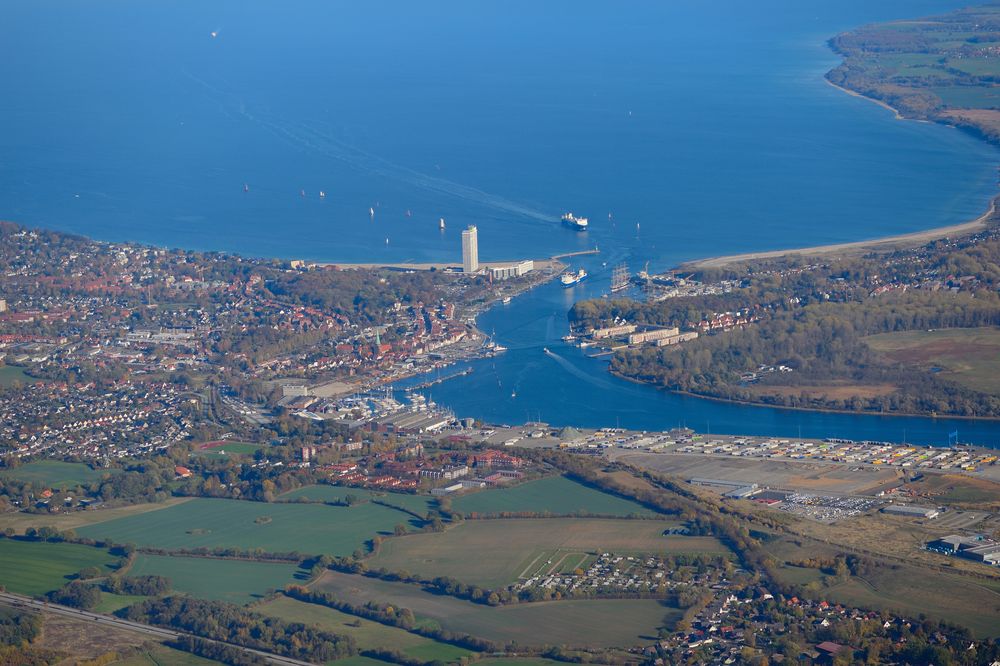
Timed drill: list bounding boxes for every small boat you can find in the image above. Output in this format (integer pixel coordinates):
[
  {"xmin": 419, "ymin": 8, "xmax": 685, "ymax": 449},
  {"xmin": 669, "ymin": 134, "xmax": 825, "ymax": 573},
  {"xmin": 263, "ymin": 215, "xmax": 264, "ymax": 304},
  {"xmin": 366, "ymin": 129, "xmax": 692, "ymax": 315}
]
[
  {"xmin": 439, "ymin": 218, "xmax": 446, "ymax": 230},
  {"xmin": 300, "ymin": 189, "xmax": 306, "ymax": 197},
  {"xmin": 406, "ymin": 209, "xmax": 412, "ymax": 217},
  {"xmin": 319, "ymin": 191, "xmax": 326, "ymax": 198},
  {"xmin": 370, "ymin": 207, "xmax": 375, "ymax": 218},
  {"xmin": 385, "ymin": 237, "xmax": 389, "ymax": 245},
  {"xmin": 243, "ymin": 183, "xmax": 249, "ymax": 193},
  {"xmin": 543, "ymin": 347, "xmax": 550, "ymax": 354},
  {"xmin": 562, "ymin": 335, "xmax": 575, "ymax": 342},
  {"xmin": 211, "ymin": 31, "xmax": 218, "ymax": 38},
  {"xmin": 511, "ymin": 390, "xmax": 516, "ymax": 398},
  {"xmin": 502, "ymin": 296, "xmax": 512, "ymax": 304}
]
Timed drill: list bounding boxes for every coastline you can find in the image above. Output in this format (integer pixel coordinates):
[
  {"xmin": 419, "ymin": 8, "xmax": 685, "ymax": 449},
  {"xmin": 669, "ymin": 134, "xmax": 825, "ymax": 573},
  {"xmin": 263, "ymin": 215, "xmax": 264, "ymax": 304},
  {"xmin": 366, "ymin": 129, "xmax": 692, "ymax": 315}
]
[
  {"xmin": 824, "ymin": 78, "xmax": 906, "ymax": 121},
  {"xmin": 683, "ymin": 198, "xmax": 997, "ymax": 270}
]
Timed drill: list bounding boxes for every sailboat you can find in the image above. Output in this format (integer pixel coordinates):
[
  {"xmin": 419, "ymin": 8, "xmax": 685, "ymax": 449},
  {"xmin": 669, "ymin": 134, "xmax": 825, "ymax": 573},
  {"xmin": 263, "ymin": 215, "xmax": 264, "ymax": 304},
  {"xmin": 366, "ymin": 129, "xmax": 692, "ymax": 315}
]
[
  {"xmin": 319, "ymin": 191, "xmax": 326, "ymax": 199},
  {"xmin": 370, "ymin": 207, "xmax": 375, "ymax": 219}
]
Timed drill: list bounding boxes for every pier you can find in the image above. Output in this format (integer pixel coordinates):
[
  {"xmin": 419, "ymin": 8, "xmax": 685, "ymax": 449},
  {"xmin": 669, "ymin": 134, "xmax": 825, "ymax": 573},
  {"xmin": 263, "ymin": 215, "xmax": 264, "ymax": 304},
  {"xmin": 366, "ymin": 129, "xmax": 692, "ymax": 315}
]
[
  {"xmin": 551, "ymin": 247, "xmax": 601, "ymax": 260},
  {"xmin": 410, "ymin": 367, "xmax": 474, "ymax": 390}
]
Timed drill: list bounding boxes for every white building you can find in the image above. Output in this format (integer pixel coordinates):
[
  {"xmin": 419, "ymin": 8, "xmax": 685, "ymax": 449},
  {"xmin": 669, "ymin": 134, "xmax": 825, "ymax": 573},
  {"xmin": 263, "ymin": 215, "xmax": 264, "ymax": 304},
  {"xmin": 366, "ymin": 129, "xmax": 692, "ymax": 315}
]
[
  {"xmin": 489, "ymin": 260, "xmax": 533, "ymax": 280},
  {"xmin": 462, "ymin": 225, "xmax": 479, "ymax": 273}
]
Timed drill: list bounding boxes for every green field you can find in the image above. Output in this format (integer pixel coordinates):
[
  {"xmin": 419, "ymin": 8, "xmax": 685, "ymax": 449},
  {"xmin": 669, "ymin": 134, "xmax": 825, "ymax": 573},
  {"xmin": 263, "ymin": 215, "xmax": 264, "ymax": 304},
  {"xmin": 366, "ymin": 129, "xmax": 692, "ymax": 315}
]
[
  {"xmin": 865, "ymin": 327, "xmax": 1000, "ymax": 396},
  {"xmin": 0, "ymin": 498, "xmax": 193, "ymax": 535},
  {"xmin": 0, "ymin": 539, "xmax": 120, "ymax": 596},
  {"xmin": 280, "ymin": 486, "xmax": 436, "ymax": 516},
  {"xmin": 453, "ymin": 476, "xmax": 658, "ymax": 517},
  {"xmin": 0, "ymin": 460, "xmax": 110, "ymax": 488},
  {"xmin": 0, "ymin": 365, "xmax": 36, "ymax": 387},
  {"xmin": 312, "ymin": 570, "xmax": 679, "ymax": 648},
  {"xmin": 258, "ymin": 595, "xmax": 473, "ymax": 662},
  {"xmin": 369, "ymin": 518, "xmax": 718, "ymax": 588},
  {"xmin": 93, "ymin": 591, "xmax": 149, "ymax": 614},
  {"xmin": 192, "ymin": 442, "xmax": 263, "ymax": 459},
  {"xmin": 78, "ymin": 497, "xmax": 420, "ymax": 556},
  {"xmin": 127, "ymin": 553, "xmax": 306, "ymax": 604},
  {"xmin": 932, "ymin": 85, "xmax": 1000, "ymax": 109}
]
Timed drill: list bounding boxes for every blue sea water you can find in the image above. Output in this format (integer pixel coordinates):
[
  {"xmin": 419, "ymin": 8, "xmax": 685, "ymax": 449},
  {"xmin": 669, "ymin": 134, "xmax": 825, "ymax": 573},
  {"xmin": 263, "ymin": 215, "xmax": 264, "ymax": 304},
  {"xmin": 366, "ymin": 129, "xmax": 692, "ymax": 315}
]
[{"xmin": 1, "ymin": 0, "xmax": 997, "ymax": 445}]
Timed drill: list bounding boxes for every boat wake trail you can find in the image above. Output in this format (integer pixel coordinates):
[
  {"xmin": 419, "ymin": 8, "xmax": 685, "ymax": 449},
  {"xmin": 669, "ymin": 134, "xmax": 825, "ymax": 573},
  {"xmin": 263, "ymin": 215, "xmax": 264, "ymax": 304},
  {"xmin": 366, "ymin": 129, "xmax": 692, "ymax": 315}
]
[
  {"xmin": 543, "ymin": 347, "xmax": 623, "ymax": 392},
  {"xmin": 182, "ymin": 70, "xmax": 554, "ymax": 224}
]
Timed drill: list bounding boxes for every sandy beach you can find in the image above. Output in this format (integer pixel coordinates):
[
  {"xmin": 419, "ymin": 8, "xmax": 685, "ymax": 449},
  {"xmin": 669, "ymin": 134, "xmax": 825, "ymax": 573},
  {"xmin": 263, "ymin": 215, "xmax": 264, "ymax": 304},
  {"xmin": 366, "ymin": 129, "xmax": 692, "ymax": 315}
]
[{"xmin": 683, "ymin": 199, "xmax": 996, "ymax": 270}]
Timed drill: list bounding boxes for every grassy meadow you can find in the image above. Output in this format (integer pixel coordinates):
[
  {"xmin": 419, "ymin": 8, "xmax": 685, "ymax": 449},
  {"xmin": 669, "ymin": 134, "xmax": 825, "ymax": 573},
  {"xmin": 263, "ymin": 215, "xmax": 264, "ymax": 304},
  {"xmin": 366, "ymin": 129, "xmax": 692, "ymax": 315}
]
[
  {"xmin": 453, "ymin": 476, "xmax": 658, "ymax": 517},
  {"xmin": 865, "ymin": 327, "xmax": 1000, "ymax": 396},
  {"xmin": 369, "ymin": 518, "xmax": 719, "ymax": 588},
  {"xmin": 257, "ymin": 595, "xmax": 474, "ymax": 662},
  {"xmin": 0, "ymin": 460, "xmax": 110, "ymax": 488},
  {"xmin": 311, "ymin": 570, "xmax": 679, "ymax": 648},
  {"xmin": 0, "ymin": 538, "xmax": 120, "ymax": 596},
  {"xmin": 127, "ymin": 553, "xmax": 307, "ymax": 604},
  {"xmin": 77, "ymin": 497, "xmax": 420, "ymax": 556}
]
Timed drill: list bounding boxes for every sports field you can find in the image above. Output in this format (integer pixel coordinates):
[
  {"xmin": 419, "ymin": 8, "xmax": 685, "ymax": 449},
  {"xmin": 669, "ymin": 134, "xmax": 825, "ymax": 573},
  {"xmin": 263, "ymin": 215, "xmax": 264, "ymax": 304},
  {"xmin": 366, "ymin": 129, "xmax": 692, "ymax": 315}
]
[
  {"xmin": 77, "ymin": 497, "xmax": 420, "ymax": 556},
  {"xmin": 453, "ymin": 476, "xmax": 658, "ymax": 517},
  {"xmin": 0, "ymin": 460, "xmax": 110, "ymax": 488},
  {"xmin": 192, "ymin": 441, "xmax": 263, "ymax": 459},
  {"xmin": 258, "ymin": 595, "xmax": 474, "ymax": 662},
  {"xmin": 865, "ymin": 327, "xmax": 1000, "ymax": 396},
  {"xmin": 0, "ymin": 539, "xmax": 120, "ymax": 596},
  {"xmin": 127, "ymin": 553, "xmax": 306, "ymax": 604},
  {"xmin": 280, "ymin": 485, "xmax": 436, "ymax": 516},
  {"xmin": 312, "ymin": 570, "xmax": 679, "ymax": 647},
  {"xmin": 369, "ymin": 518, "xmax": 720, "ymax": 588}
]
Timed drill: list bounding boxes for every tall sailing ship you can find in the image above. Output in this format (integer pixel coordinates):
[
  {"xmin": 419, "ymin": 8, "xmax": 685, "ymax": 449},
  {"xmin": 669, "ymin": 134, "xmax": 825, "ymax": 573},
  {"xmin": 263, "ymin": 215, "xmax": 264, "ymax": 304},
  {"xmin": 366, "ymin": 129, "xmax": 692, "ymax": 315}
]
[{"xmin": 611, "ymin": 263, "xmax": 630, "ymax": 292}]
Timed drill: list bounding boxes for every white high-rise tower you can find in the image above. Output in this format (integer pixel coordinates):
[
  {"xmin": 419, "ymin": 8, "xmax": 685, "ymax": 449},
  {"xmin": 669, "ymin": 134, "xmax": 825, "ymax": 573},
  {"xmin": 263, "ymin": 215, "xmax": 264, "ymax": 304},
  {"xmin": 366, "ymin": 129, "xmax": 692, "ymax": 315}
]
[{"xmin": 462, "ymin": 225, "xmax": 479, "ymax": 273}]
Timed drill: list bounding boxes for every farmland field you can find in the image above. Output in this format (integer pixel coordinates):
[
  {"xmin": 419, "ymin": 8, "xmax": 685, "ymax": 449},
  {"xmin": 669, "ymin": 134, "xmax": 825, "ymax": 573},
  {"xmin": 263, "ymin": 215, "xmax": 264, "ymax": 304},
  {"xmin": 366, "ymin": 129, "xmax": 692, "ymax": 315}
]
[
  {"xmin": 257, "ymin": 595, "xmax": 473, "ymax": 662},
  {"xmin": 77, "ymin": 497, "xmax": 420, "ymax": 556},
  {"xmin": 0, "ymin": 498, "xmax": 193, "ymax": 535},
  {"xmin": 865, "ymin": 327, "xmax": 1000, "ymax": 396},
  {"xmin": 0, "ymin": 460, "xmax": 110, "ymax": 488},
  {"xmin": 453, "ymin": 476, "xmax": 658, "ymax": 517},
  {"xmin": 311, "ymin": 570, "xmax": 679, "ymax": 647},
  {"xmin": 280, "ymin": 485, "xmax": 436, "ymax": 516},
  {"xmin": 369, "ymin": 518, "xmax": 720, "ymax": 588},
  {"xmin": 127, "ymin": 553, "xmax": 306, "ymax": 604},
  {"xmin": 0, "ymin": 539, "xmax": 120, "ymax": 596}
]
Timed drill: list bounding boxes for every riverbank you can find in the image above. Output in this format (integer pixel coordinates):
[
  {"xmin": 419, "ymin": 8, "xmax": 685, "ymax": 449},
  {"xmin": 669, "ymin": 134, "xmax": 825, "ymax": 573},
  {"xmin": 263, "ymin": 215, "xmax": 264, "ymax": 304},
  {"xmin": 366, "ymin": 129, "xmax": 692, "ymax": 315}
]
[
  {"xmin": 683, "ymin": 198, "xmax": 997, "ymax": 270},
  {"xmin": 606, "ymin": 368, "xmax": 1000, "ymax": 423}
]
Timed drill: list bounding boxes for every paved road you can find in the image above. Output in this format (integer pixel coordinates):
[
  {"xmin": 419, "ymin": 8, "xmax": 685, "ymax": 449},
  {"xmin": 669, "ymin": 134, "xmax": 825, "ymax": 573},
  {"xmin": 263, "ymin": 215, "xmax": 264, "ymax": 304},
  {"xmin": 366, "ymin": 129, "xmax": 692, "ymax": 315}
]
[{"xmin": 0, "ymin": 591, "xmax": 317, "ymax": 666}]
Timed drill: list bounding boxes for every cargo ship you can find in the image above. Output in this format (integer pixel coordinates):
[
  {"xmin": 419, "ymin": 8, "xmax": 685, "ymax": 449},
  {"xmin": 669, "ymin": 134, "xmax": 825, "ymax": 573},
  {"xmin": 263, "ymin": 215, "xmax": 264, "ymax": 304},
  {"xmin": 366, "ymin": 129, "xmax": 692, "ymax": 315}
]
[
  {"xmin": 561, "ymin": 212, "xmax": 588, "ymax": 230},
  {"xmin": 561, "ymin": 268, "xmax": 587, "ymax": 286}
]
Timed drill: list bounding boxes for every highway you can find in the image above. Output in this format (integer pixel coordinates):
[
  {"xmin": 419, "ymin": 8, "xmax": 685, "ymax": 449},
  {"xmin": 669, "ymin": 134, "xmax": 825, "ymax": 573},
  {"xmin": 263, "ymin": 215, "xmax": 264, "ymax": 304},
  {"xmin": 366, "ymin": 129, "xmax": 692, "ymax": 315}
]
[{"xmin": 0, "ymin": 592, "xmax": 318, "ymax": 666}]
